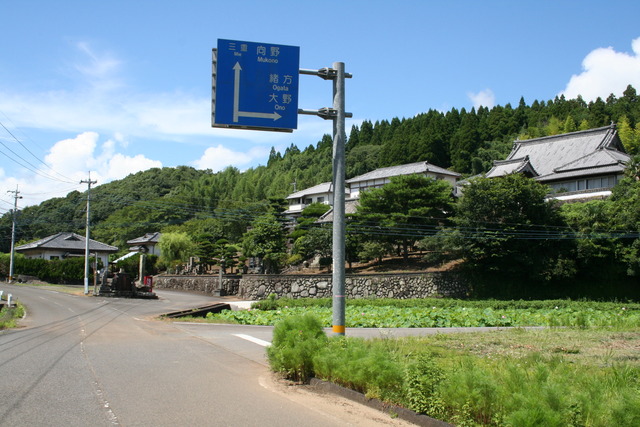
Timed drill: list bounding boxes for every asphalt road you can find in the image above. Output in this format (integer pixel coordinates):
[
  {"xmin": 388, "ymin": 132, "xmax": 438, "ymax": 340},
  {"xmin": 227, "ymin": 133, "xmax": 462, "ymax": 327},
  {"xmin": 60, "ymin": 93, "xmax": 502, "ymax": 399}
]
[{"xmin": 0, "ymin": 284, "xmax": 416, "ymax": 426}]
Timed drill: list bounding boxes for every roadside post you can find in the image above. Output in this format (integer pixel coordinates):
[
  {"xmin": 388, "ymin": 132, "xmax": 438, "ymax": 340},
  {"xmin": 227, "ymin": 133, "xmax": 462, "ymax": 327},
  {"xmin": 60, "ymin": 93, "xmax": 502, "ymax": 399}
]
[
  {"xmin": 299, "ymin": 64, "xmax": 351, "ymax": 335},
  {"xmin": 212, "ymin": 39, "xmax": 352, "ymax": 335}
]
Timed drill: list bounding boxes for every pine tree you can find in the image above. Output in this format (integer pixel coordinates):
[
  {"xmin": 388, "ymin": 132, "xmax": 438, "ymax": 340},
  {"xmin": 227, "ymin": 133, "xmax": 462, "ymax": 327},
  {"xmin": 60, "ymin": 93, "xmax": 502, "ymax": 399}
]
[
  {"xmin": 563, "ymin": 116, "xmax": 577, "ymax": 133},
  {"xmin": 618, "ymin": 116, "xmax": 640, "ymax": 155}
]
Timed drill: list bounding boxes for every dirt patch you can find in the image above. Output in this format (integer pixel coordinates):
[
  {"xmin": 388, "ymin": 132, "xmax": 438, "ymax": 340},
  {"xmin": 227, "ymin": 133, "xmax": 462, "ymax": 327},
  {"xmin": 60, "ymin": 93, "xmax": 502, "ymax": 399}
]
[{"xmin": 260, "ymin": 373, "xmax": 420, "ymax": 426}]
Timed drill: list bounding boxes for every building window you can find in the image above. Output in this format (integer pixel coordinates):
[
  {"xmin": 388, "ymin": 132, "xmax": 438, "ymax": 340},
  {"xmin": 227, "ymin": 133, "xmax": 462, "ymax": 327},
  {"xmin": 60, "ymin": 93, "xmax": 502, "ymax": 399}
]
[
  {"xmin": 317, "ymin": 197, "xmax": 324, "ymax": 203},
  {"xmin": 550, "ymin": 175, "xmax": 620, "ymax": 193},
  {"xmin": 587, "ymin": 178, "xmax": 601, "ymax": 189}
]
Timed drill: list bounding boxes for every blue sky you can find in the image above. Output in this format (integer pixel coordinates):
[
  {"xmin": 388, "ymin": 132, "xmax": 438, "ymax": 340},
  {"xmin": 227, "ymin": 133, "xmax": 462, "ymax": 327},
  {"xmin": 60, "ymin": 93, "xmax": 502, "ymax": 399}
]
[{"xmin": 1, "ymin": 0, "xmax": 640, "ymax": 209}]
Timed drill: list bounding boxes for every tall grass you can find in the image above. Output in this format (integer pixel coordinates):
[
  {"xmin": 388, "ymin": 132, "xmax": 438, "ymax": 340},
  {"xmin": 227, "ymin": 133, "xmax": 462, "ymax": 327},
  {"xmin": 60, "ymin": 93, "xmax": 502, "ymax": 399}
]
[
  {"xmin": 0, "ymin": 301, "xmax": 24, "ymax": 330},
  {"xmin": 267, "ymin": 313, "xmax": 640, "ymax": 426}
]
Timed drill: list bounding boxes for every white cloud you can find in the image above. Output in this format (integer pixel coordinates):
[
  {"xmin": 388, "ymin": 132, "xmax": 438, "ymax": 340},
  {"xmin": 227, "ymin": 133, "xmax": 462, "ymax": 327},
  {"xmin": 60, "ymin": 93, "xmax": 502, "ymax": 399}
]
[
  {"xmin": 468, "ymin": 89, "xmax": 496, "ymax": 109},
  {"xmin": 103, "ymin": 153, "xmax": 162, "ymax": 179},
  {"xmin": 561, "ymin": 37, "xmax": 640, "ymax": 101},
  {"xmin": 1, "ymin": 132, "xmax": 162, "ymax": 207},
  {"xmin": 45, "ymin": 131, "xmax": 99, "ymax": 174},
  {"xmin": 192, "ymin": 144, "xmax": 255, "ymax": 171}
]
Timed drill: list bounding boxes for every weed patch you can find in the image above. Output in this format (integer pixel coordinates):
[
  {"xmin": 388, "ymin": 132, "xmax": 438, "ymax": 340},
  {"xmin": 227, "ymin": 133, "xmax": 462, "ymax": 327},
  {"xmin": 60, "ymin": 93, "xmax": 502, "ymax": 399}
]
[
  {"xmin": 261, "ymin": 299, "xmax": 640, "ymax": 426},
  {"xmin": 0, "ymin": 301, "xmax": 24, "ymax": 330}
]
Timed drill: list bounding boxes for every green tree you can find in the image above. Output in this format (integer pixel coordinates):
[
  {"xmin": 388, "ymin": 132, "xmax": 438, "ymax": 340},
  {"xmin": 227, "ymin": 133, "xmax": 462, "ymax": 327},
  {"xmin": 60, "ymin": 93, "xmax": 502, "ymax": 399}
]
[
  {"xmin": 289, "ymin": 203, "xmax": 331, "ymax": 242},
  {"xmin": 608, "ymin": 155, "xmax": 640, "ymax": 275},
  {"xmin": 346, "ymin": 144, "xmax": 381, "ymax": 178},
  {"xmin": 292, "ymin": 225, "xmax": 333, "ymax": 264},
  {"xmin": 352, "ymin": 174, "xmax": 455, "ymax": 262},
  {"xmin": 158, "ymin": 232, "xmax": 196, "ymax": 270},
  {"xmin": 618, "ymin": 116, "xmax": 640, "ymax": 155},
  {"xmin": 578, "ymin": 119, "xmax": 591, "ymax": 131},
  {"xmin": 242, "ymin": 213, "xmax": 287, "ymax": 273},
  {"xmin": 563, "ymin": 115, "xmax": 577, "ymax": 133},
  {"xmin": 450, "ymin": 175, "xmax": 570, "ymax": 297},
  {"xmin": 193, "ymin": 232, "xmax": 217, "ymax": 261}
]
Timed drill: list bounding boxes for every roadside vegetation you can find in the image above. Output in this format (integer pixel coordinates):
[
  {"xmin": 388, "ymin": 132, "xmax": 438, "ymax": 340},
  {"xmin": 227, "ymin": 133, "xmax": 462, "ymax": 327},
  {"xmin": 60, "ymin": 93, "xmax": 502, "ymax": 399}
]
[
  {"xmin": 206, "ymin": 296, "xmax": 640, "ymax": 328},
  {"xmin": 0, "ymin": 297, "xmax": 24, "ymax": 330},
  {"xmin": 262, "ymin": 307, "xmax": 640, "ymax": 426}
]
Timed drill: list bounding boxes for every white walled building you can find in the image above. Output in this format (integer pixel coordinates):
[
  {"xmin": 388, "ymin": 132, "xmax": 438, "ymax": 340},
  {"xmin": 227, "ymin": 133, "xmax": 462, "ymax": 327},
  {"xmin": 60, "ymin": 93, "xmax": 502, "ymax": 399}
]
[
  {"xmin": 285, "ymin": 161, "xmax": 461, "ymax": 217},
  {"xmin": 285, "ymin": 182, "xmax": 349, "ymax": 215},
  {"xmin": 346, "ymin": 161, "xmax": 461, "ymax": 198},
  {"xmin": 15, "ymin": 232, "xmax": 118, "ymax": 268}
]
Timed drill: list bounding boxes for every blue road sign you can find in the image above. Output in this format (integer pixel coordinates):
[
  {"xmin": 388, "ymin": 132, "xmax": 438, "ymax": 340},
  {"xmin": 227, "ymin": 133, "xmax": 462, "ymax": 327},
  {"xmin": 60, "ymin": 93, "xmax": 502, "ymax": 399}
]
[{"xmin": 213, "ymin": 39, "xmax": 300, "ymax": 132}]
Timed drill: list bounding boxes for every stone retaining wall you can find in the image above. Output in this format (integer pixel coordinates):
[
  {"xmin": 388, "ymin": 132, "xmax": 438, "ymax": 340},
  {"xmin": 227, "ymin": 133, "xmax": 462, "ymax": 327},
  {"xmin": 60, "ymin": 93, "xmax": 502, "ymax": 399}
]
[
  {"xmin": 153, "ymin": 275, "xmax": 240, "ymax": 296},
  {"xmin": 238, "ymin": 272, "xmax": 468, "ymax": 300},
  {"xmin": 153, "ymin": 272, "xmax": 468, "ymax": 300}
]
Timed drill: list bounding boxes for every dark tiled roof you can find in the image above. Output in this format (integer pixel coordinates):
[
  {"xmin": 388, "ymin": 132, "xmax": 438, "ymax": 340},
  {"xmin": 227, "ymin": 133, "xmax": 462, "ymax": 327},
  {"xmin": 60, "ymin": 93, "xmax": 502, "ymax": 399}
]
[
  {"xmin": 316, "ymin": 199, "xmax": 360, "ymax": 223},
  {"xmin": 486, "ymin": 125, "xmax": 630, "ymax": 182},
  {"xmin": 285, "ymin": 182, "xmax": 348, "ymax": 200},
  {"xmin": 489, "ymin": 156, "xmax": 539, "ymax": 177},
  {"xmin": 127, "ymin": 232, "xmax": 161, "ymax": 245},
  {"xmin": 346, "ymin": 161, "xmax": 460, "ymax": 183},
  {"xmin": 16, "ymin": 232, "xmax": 118, "ymax": 252}
]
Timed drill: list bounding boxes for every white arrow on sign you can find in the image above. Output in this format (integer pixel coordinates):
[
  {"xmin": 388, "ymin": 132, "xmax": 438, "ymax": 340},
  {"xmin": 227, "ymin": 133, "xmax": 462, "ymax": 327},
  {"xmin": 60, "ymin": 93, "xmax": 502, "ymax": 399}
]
[{"xmin": 232, "ymin": 62, "xmax": 282, "ymax": 123}]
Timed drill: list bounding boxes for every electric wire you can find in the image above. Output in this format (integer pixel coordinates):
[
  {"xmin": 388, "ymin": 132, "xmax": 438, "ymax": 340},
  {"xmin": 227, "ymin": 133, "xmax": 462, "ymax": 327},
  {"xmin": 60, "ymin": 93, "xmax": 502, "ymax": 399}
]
[
  {"xmin": 2, "ymin": 181, "xmax": 638, "ymax": 246},
  {"xmin": 0, "ymin": 112, "xmax": 77, "ymax": 184}
]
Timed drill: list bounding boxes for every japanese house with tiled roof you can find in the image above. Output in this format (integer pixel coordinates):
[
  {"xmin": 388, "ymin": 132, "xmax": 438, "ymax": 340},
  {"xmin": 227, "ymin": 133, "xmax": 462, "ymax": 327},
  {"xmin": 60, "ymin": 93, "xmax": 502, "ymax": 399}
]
[
  {"xmin": 285, "ymin": 182, "xmax": 349, "ymax": 215},
  {"xmin": 285, "ymin": 161, "xmax": 460, "ymax": 222},
  {"xmin": 127, "ymin": 232, "xmax": 162, "ymax": 256},
  {"xmin": 15, "ymin": 232, "xmax": 118, "ymax": 267},
  {"xmin": 285, "ymin": 161, "xmax": 460, "ymax": 216},
  {"xmin": 485, "ymin": 124, "xmax": 631, "ymax": 201},
  {"xmin": 346, "ymin": 161, "xmax": 461, "ymax": 198}
]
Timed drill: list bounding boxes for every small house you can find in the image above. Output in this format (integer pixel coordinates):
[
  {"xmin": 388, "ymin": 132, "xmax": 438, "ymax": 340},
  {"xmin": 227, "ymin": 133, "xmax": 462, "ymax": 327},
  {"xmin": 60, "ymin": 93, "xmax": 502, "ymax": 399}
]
[
  {"xmin": 127, "ymin": 232, "xmax": 162, "ymax": 256},
  {"xmin": 15, "ymin": 232, "xmax": 118, "ymax": 268},
  {"xmin": 284, "ymin": 182, "xmax": 349, "ymax": 215}
]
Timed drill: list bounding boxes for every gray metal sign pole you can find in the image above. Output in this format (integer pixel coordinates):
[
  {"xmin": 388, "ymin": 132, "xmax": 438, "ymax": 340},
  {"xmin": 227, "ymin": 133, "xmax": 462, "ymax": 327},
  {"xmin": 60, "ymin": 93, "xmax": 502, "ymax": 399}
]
[
  {"xmin": 299, "ymin": 63, "xmax": 351, "ymax": 335},
  {"xmin": 331, "ymin": 62, "xmax": 347, "ymax": 335}
]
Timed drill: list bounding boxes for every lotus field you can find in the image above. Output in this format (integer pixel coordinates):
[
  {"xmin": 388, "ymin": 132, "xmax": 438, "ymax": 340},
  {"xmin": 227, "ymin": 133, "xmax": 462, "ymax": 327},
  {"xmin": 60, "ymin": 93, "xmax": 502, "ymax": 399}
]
[{"xmin": 205, "ymin": 297, "xmax": 640, "ymax": 329}]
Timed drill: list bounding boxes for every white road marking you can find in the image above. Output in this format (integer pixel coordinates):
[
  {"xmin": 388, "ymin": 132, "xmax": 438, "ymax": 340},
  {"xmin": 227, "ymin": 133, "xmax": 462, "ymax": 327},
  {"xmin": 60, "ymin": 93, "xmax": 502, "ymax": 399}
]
[{"xmin": 233, "ymin": 333, "xmax": 271, "ymax": 347}]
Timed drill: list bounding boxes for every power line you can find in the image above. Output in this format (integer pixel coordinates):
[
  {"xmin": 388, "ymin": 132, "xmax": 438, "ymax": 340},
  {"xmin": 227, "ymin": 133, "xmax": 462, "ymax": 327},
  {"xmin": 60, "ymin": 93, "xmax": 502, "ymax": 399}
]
[
  {"xmin": 0, "ymin": 114, "xmax": 77, "ymax": 184},
  {"xmin": 0, "ymin": 112, "xmax": 73, "ymax": 183}
]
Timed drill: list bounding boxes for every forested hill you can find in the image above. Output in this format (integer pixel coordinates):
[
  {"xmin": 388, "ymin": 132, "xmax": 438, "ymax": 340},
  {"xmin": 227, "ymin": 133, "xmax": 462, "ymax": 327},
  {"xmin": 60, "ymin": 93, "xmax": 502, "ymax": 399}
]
[{"xmin": 2, "ymin": 85, "xmax": 639, "ymax": 251}]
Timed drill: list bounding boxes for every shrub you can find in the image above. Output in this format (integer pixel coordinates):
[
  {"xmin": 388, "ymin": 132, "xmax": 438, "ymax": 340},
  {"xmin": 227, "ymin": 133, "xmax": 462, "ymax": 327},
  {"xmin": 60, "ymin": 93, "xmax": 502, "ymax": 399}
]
[
  {"xmin": 404, "ymin": 353, "xmax": 446, "ymax": 418},
  {"xmin": 252, "ymin": 293, "xmax": 279, "ymax": 310},
  {"xmin": 0, "ymin": 301, "xmax": 25, "ymax": 330},
  {"xmin": 313, "ymin": 337, "xmax": 404, "ymax": 401},
  {"xmin": 0, "ymin": 254, "xmax": 90, "ymax": 284},
  {"xmin": 266, "ymin": 314, "xmax": 327, "ymax": 382}
]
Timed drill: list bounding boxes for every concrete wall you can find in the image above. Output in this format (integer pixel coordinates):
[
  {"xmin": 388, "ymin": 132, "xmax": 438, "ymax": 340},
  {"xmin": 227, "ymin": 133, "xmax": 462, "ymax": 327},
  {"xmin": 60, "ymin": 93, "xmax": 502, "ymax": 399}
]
[{"xmin": 154, "ymin": 272, "xmax": 468, "ymax": 300}]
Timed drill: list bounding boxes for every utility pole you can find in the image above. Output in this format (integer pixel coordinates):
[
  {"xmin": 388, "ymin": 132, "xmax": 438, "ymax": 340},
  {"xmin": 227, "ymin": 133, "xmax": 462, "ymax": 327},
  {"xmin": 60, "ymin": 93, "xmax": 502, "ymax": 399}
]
[
  {"xmin": 299, "ymin": 63, "xmax": 351, "ymax": 335},
  {"xmin": 331, "ymin": 62, "xmax": 347, "ymax": 336},
  {"xmin": 80, "ymin": 173, "xmax": 97, "ymax": 295},
  {"xmin": 7, "ymin": 186, "xmax": 22, "ymax": 283}
]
